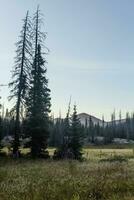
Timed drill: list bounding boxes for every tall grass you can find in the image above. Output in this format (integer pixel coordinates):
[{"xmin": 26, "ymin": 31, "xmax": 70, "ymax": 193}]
[{"xmin": 0, "ymin": 157, "xmax": 134, "ymax": 200}]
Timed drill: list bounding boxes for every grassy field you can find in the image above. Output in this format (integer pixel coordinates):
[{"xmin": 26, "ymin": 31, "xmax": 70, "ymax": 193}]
[{"xmin": 0, "ymin": 148, "xmax": 134, "ymax": 200}]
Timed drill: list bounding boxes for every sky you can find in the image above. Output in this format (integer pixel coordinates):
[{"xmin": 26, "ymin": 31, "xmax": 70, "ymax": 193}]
[{"xmin": 0, "ymin": 0, "xmax": 134, "ymax": 121}]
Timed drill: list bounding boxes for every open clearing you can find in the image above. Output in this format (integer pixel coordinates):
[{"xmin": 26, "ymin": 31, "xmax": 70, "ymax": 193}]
[{"xmin": 0, "ymin": 148, "xmax": 134, "ymax": 200}]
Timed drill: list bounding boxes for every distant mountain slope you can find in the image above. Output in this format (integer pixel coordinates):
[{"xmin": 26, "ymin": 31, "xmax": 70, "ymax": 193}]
[
  {"xmin": 54, "ymin": 113, "xmax": 126, "ymax": 127},
  {"xmin": 78, "ymin": 113, "xmax": 126, "ymax": 127},
  {"xmin": 78, "ymin": 113, "xmax": 104, "ymax": 126}
]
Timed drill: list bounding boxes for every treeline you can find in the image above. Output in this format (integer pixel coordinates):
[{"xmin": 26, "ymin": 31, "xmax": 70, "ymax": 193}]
[
  {"xmin": 0, "ymin": 103, "xmax": 83, "ymax": 160},
  {"xmin": 0, "ymin": 106, "xmax": 134, "ymax": 146},
  {"xmin": 49, "ymin": 111, "xmax": 134, "ymax": 146}
]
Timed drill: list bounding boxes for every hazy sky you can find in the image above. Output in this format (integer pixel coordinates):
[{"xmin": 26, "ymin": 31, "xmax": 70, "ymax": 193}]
[{"xmin": 0, "ymin": 0, "xmax": 134, "ymax": 120}]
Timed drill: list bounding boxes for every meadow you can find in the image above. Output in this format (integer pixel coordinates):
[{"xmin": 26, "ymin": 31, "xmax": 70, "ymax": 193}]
[{"xmin": 0, "ymin": 147, "xmax": 134, "ymax": 200}]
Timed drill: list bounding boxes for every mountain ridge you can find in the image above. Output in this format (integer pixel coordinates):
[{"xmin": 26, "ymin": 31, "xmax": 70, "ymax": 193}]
[
  {"xmin": 78, "ymin": 113, "xmax": 126, "ymax": 126},
  {"xmin": 54, "ymin": 112, "xmax": 126, "ymax": 126}
]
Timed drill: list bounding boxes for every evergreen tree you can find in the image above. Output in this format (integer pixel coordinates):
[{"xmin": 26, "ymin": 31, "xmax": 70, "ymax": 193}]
[
  {"xmin": 9, "ymin": 11, "xmax": 32, "ymax": 155},
  {"xmin": 109, "ymin": 111, "xmax": 116, "ymax": 142},
  {"xmin": 2, "ymin": 109, "xmax": 10, "ymax": 137},
  {"xmin": 101, "ymin": 115, "xmax": 105, "ymax": 137},
  {"xmin": 104, "ymin": 123, "xmax": 111, "ymax": 144},
  {"xmin": 49, "ymin": 117, "xmax": 64, "ymax": 147},
  {"xmin": 69, "ymin": 105, "xmax": 83, "ymax": 160},
  {"xmin": 0, "ymin": 97, "xmax": 2, "ymax": 151},
  {"xmin": 84, "ymin": 118, "xmax": 89, "ymax": 138},
  {"xmin": 0, "ymin": 96, "xmax": 1, "ymax": 110},
  {"xmin": 118, "ymin": 110, "xmax": 122, "ymax": 138},
  {"xmin": 131, "ymin": 113, "xmax": 134, "ymax": 140},
  {"xmin": 26, "ymin": 7, "xmax": 51, "ymax": 158},
  {"xmin": 53, "ymin": 101, "xmax": 71, "ymax": 159},
  {"xmin": 26, "ymin": 44, "xmax": 51, "ymax": 157},
  {"xmin": 88, "ymin": 116, "xmax": 94, "ymax": 143},
  {"xmin": 126, "ymin": 112, "xmax": 130, "ymax": 141},
  {"xmin": 63, "ymin": 101, "xmax": 71, "ymax": 146},
  {"xmin": 96, "ymin": 122, "xmax": 100, "ymax": 136},
  {"xmin": 31, "ymin": 6, "xmax": 48, "ymax": 73},
  {"xmin": 0, "ymin": 118, "xmax": 2, "ymax": 153}
]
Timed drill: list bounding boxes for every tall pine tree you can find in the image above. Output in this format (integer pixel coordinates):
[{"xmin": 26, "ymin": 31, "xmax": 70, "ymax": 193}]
[
  {"xmin": 69, "ymin": 105, "xmax": 83, "ymax": 160},
  {"xmin": 26, "ymin": 6, "xmax": 51, "ymax": 158},
  {"xmin": 27, "ymin": 44, "xmax": 51, "ymax": 157},
  {"xmin": 9, "ymin": 11, "xmax": 32, "ymax": 155}
]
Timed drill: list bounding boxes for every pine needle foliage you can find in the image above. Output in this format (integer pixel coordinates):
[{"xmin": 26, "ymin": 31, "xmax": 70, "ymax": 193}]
[
  {"xmin": 26, "ymin": 43, "xmax": 51, "ymax": 158},
  {"xmin": 69, "ymin": 105, "xmax": 83, "ymax": 160}
]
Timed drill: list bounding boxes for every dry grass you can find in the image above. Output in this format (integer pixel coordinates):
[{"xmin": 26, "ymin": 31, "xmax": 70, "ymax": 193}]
[
  {"xmin": 0, "ymin": 148, "xmax": 134, "ymax": 199},
  {"xmin": 83, "ymin": 148, "xmax": 134, "ymax": 161}
]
